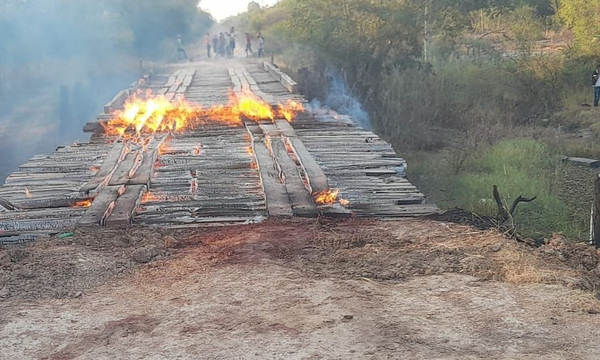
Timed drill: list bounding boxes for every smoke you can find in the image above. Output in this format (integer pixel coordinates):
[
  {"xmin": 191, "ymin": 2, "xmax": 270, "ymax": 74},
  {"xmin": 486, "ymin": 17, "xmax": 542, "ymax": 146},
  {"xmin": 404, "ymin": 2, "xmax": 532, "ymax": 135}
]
[
  {"xmin": 315, "ymin": 71, "xmax": 371, "ymax": 130},
  {"xmin": 0, "ymin": 0, "xmax": 213, "ymax": 183}
]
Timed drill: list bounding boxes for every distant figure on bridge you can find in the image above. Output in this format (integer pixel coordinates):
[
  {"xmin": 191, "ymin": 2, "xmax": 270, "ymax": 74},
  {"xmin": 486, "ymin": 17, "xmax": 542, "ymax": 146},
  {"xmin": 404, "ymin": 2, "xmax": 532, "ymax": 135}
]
[
  {"xmin": 245, "ymin": 32, "xmax": 254, "ymax": 57},
  {"xmin": 228, "ymin": 33, "xmax": 236, "ymax": 58},
  {"xmin": 205, "ymin": 33, "xmax": 212, "ymax": 58},
  {"xmin": 258, "ymin": 35, "xmax": 265, "ymax": 58},
  {"xmin": 212, "ymin": 35, "xmax": 219, "ymax": 57},
  {"xmin": 218, "ymin": 33, "xmax": 227, "ymax": 57},
  {"xmin": 592, "ymin": 64, "xmax": 600, "ymax": 107},
  {"xmin": 177, "ymin": 34, "xmax": 188, "ymax": 61}
]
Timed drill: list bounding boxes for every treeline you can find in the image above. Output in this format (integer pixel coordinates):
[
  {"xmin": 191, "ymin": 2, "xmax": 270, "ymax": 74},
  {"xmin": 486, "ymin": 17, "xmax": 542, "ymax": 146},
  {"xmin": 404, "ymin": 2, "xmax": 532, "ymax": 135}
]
[
  {"xmin": 231, "ymin": 0, "xmax": 600, "ymax": 147},
  {"xmin": 0, "ymin": 0, "xmax": 212, "ymax": 64},
  {"xmin": 229, "ymin": 0, "xmax": 600, "ymax": 240}
]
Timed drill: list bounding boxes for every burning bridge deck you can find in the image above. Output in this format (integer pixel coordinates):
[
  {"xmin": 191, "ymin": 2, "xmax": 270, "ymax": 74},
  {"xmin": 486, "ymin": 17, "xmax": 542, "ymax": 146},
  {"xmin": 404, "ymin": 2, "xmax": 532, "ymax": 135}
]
[{"xmin": 0, "ymin": 62, "xmax": 437, "ymax": 244}]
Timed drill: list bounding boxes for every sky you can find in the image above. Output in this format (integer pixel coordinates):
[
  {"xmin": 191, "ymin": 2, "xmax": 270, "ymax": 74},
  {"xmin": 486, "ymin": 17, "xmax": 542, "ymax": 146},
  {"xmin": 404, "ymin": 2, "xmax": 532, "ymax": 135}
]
[{"xmin": 198, "ymin": 0, "xmax": 280, "ymax": 21}]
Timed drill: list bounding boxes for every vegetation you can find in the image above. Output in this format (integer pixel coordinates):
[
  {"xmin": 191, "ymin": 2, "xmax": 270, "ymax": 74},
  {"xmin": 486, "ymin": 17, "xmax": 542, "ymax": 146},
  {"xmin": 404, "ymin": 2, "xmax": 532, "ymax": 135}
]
[{"xmin": 228, "ymin": 0, "xmax": 600, "ymax": 241}]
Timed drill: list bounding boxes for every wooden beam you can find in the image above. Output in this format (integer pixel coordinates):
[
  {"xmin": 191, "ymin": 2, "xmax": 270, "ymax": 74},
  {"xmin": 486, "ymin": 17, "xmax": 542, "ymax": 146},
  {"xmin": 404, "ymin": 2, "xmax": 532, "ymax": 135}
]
[
  {"xmin": 276, "ymin": 120, "xmax": 329, "ymax": 194},
  {"xmin": 104, "ymin": 89, "xmax": 130, "ymax": 114},
  {"xmin": 271, "ymin": 139, "xmax": 318, "ymax": 217},
  {"xmin": 80, "ymin": 142, "xmax": 127, "ymax": 194},
  {"xmin": 251, "ymin": 139, "xmax": 293, "ymax": 217},
  {"xmin": 105, "ymin": 185, "xmax": 146, "ymax": 226},
  {"xmin": 78, "ymin": 185, "xmax": 122, "ymax": 226}
]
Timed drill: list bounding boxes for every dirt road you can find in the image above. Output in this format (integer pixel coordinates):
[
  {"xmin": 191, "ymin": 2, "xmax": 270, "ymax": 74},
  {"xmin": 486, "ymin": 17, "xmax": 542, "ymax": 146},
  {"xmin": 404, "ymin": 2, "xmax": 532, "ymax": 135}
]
[{"xmin": 1, "ymin": 219, "xmax": 600, "ymax": 359}]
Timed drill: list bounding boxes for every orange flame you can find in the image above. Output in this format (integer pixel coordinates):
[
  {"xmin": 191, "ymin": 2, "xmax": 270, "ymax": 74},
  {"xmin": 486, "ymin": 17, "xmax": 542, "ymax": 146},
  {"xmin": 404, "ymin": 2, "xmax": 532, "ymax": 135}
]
[
  {"xmin": 142, "ymin": 192, "xmax": 160, "ymax": 203},
  {"xmin": 24, "ymin": 187, "xmax": 32, "ymax": 198},
  {"xmin": 101, "ymin": 90, "xmax": 305, "ymax": 138},
  {"xmin": 278, "ymin": 100, "xmax": 304, "ymax": 122},
  {"xmin": 73, "ymin": 199, "xmax": 92, "ymax": 208},
  {"xmin": 231, "ymin": 90, "xmax": 274, "ymax": 120},
  {"xmin": 193, "ymin": 144, "xmax": 202, "ymax": 156},
  {"xmin": 313, "ymin": 189, "xmax": 350, "ymax": 206}
]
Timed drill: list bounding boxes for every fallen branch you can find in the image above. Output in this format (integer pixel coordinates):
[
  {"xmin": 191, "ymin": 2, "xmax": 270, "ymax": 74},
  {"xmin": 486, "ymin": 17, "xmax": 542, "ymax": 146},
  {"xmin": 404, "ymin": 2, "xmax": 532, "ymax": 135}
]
[
  {"xmin": 509, "ymin": 195, "xmax": 537, "ymax": 217},
  {"xmin": 493, "ymin": 185, "xmax": 509, "ymax": 221},
  {"xmin": 493, "ymin": 185, "xmax": 537, "ymax": 222}
]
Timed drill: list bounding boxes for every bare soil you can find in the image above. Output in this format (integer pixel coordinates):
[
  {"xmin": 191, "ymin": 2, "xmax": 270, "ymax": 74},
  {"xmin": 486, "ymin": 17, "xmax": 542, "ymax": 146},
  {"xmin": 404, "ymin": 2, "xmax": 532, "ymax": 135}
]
[{"xmin": 2, "ymin": 219, "xmax": 600, "ymax": 359}]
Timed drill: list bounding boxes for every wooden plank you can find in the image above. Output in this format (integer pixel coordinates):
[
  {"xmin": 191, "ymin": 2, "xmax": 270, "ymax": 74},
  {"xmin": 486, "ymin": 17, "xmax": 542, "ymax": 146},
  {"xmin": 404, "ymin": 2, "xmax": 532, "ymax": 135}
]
[
  {"xmin": 109, "ymin": 152, "xmax": 139, "ymax": 186},
  {"xmin": 80, "ymin": 142, "xmax": 127, "ymax": 194},
  {"xmin": 128, "ymin": 137, "xmax": 167, "ymax": 186},
  {"xmin": 271, "ymin": 139, "xmax": 318, "ymax": 218},
  {"xmin": 78, "ymin": 186, "xmax": 122, "ymax": 226},
  {"xmin": 252, "ymin": 139, "xmax": 293, "ymax": 217},
  {"xmin": 104, "ymin": 89, "xmax": 130, "ymax": 114},
  {"xmin": 0, "ymin": 218, "xmax": 79, "ymax": 232},
  {"xmin": 286, "ymin": 146, "xmax": 329, "ymax": 189},
  {"xmin": 565, "ymin": 157, "xmax": 600, "ymax": 168},
  {"xmin": 105, "ymin": 185, "xmax": 146, "ymax": 226},
  {"xmin": 263, "ymin": 62, "xmax": 298, "ymax": 93}
]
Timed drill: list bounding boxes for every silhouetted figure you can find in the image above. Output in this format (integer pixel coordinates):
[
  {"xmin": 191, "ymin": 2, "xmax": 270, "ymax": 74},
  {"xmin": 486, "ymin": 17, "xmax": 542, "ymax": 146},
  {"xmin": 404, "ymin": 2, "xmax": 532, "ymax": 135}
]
[
  {"xmin": 245, "ymin": 32, "xmax": 254, "ymax": 57},
  {"xmin": 592, "ymin": 64, "xmax": 600, "ymax": 107},
  {"xmin": 212, "ymin": 35, "xmax": 219, "ymax": 57},
  {"xmin": 258, "ymin": 35, "xmax": 265, "ymax": 58},
  {"xmin": 228, "ymin": 33, "xmax": 236, "ymax": 58},
  {"xmin": 218, "ymin": 33, "xmax": 227, "ymax": 57},
  {"xmin": 177, "ymin": 34, "xmax": 188, "ymax": 61},
  {"xmin": 205, "ymin": 33, "xmax": 211, "ymax": 58}
]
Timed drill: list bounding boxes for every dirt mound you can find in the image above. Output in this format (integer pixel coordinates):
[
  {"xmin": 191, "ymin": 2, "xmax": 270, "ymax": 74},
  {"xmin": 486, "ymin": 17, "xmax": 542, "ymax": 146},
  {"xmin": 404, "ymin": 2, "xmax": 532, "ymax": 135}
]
[
  {"xmin": 428, "ymin": 207, "xmax": 498, "ymax": 230},
  {"xmin": 2, "ymin": 218, "xmax": 600, "ymax": 303}
]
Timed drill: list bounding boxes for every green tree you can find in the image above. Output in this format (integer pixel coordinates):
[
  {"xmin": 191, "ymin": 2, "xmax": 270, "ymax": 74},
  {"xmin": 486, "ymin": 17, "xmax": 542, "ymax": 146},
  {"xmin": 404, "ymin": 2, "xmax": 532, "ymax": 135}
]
[{"xmin": 558, "ymin": 0, "xmax": 600, "ymax": 56}]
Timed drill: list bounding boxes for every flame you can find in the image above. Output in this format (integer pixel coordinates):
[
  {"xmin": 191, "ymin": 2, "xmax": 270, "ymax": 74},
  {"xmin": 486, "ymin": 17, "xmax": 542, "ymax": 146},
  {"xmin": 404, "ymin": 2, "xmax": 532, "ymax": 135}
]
[
  {"xmin": 102, "ymin": 90, "xmax": 205, "ymax": 138},
  {"xmin": 101, "ymin": 89, "xmax": 305, "ymax": 139},
  {"xmin": 313, "ymin": 189, "xmax": 340, "ymax": 205},
  {"xmin": 278, "ymin": 100, "xmax": 304, "ymax": 122},
  {"xmin": 313, "ymin": 189, "xmax": 349, "ymax": 206},
  {"xmin": 73, "ymin": 199, "xmax": 92, "ymax": 208},
  {"xmin": 142, "ymin": 192, "xmax": 160, "ymax": 203},
  {"xmin": 24, "ymin": 187, "xmax": 32, "ymax": 198},
  {"xmin": 193, "ymin": 144, "xmax": 202, "ymax": 156},
  {"xmin": 90, "ymin": 165, "xmax": 100, "ymax": 172},
  {"xmin": 232, "ymin": 90, "xmax": 274, "ymax": 120}
]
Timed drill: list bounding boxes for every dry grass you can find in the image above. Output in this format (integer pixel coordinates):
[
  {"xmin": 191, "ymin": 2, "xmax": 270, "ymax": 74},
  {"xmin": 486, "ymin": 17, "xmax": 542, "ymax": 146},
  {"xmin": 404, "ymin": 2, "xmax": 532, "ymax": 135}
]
[{"xmin": 292, "ymin": 219, "xmax": 600, "ymax": 309}]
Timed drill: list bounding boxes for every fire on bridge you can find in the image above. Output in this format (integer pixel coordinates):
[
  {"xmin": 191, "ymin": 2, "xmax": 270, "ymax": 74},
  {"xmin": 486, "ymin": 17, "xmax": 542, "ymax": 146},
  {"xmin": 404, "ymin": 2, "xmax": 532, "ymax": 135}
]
[{"xmin": 0, "ymin": 63, "xmax": 436, "ymax": 245}]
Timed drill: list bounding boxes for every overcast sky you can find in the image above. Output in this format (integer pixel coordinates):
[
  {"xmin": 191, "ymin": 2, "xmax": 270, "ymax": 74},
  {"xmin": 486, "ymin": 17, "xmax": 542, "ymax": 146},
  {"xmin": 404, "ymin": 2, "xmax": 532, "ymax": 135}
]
[{"xmin": 198, "ymin": 0, "xmax": 280, "ymax": 21}]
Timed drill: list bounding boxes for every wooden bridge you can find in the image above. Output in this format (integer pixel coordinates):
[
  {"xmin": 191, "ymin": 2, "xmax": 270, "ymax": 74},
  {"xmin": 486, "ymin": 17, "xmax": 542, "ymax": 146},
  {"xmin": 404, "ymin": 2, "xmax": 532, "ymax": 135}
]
[{"xmin": 0, "ymin": 62, "xmax": 437, "ymax": 244}]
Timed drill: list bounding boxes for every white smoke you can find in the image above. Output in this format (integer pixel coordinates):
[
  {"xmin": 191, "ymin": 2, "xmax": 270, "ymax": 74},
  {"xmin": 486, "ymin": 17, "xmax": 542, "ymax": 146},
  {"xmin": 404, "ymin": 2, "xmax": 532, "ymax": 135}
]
[{"xmin": 319, "ymin": 71, "xmax": 371, "ymax": 130}]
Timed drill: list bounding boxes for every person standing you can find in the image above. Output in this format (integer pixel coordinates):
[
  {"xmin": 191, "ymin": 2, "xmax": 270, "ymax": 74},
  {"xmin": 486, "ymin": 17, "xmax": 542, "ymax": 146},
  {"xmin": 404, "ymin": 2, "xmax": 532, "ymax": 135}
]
[
  {"xmin": 177, "ymin": 34, "xmax": 188, "ymax": 61},
  {"xmin": 229, "ymin": 33, "xmax": 236, "ymax": 58},
  {"xmin": 593, "ymin": 64, "xmax": 600, "ymax": 107},
  {"xmin": 205, "ymin": 33, "xmax": 212, "ymax": 58},
  {"xmin": 245, "ymin": 32, "xmax": 254, "ymax": 57},
  {"xmin": 258, "ymin": 35, "xmax": 265, "ymax": 58},
  {"xmin": 212, "ymin": 35, "xmax": 219, "ymax": 57},
  {"xmin": 218, "ymin": 33, "xmax": 227, "ymax": 57}
]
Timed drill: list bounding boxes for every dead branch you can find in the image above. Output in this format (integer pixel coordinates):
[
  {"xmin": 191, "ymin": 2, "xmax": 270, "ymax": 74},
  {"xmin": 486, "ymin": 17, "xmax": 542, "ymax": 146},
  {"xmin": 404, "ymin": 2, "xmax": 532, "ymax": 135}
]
[
  {"xmin": 493, "ymin": 185, "xmax": 536, "ymax": 222},
  {"xmin": 493, "ymin": 185, "xmax": 509, "ymax": 221},
  {"xmin": 509, "ymin": 195, "xmax": 537, "ymax": 217}
]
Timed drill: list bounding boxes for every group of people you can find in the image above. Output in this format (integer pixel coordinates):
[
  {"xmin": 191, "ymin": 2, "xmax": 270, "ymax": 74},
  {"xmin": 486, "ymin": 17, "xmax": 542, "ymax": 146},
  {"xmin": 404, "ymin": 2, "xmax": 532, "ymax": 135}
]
[
  {"xmin": 176, "ymin": 28, "xmax": 266, "ymax": 62},
  {"xmin": 204, "ymin": 27, "xmax": 265, "ymax": 60}
]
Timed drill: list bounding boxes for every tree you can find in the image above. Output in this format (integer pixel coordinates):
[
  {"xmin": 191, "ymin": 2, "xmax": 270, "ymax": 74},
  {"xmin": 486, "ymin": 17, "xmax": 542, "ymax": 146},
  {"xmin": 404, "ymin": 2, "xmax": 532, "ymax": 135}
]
[
  {"xmin": 248, "ymin": 1, "xmax": 261, "ymax": 12},
  {"xmin": 558, "ymin": 0, "xmax": 600, "ymax": 56}
]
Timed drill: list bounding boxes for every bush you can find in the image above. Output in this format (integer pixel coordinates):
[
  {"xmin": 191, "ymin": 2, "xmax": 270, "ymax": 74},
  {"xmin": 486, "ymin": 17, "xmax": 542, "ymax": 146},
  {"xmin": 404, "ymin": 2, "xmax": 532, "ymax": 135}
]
[{"xmin": 409, "ymin": 139, "xmax": 587, "ymax": 240}]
